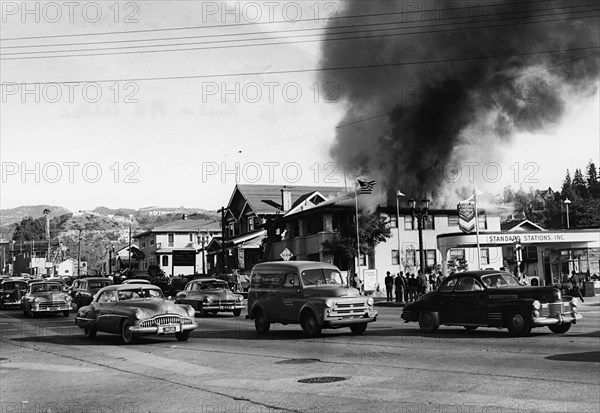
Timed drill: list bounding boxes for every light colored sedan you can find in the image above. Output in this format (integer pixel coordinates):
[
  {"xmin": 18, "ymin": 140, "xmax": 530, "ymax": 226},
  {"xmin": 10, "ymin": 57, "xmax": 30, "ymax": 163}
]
[{"xmin": 175, "ymin": 278, "xmax": 244, "ymax": 317}]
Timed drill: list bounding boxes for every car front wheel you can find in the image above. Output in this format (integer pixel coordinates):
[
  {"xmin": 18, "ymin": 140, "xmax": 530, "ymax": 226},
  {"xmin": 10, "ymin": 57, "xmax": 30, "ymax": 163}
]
[
  {"xmin": 418, "ymin": 311, "xmax": 439, "ymax": 333},
  {"xmin": 254, "ymin": 310, "xmax": 270, "ymax": 335},
  {"xmin": 63, "ymin": 310, "xmax": 69, "ymax": 317},
  {"xmin": 506, "ymin": 312, "xmax": 532, "ymax": 336},
  {"xmin": 350, "ymin": 322, "xmax": 368, "ymax": 335},
  {"xmin": 121, "ymin": 320, "xmax": 136, "ymax": 344},
  {"xmin": 83, "ymin": 326, "xmax": 97, "ymax": 339},
  {"xmin": 548, "ymin": 323, "xmax": 572, "ymax": 334},
  {"xmin": 300, "ymin": 311, "xmax": 322, "ymax": 337},
  {"xmin": 175, "ymin": 331, "xmax": 191, "ymax": 341},
  {"xmin": 233, "ymin": 309, "xmax": 241, "ymax": 317}
]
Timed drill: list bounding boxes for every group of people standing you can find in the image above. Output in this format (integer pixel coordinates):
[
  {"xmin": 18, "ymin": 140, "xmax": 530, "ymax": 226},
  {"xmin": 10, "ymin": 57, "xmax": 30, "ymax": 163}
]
[{"xmin": 384, "ymin": 270, "xmax": 443, "ymax": 303}]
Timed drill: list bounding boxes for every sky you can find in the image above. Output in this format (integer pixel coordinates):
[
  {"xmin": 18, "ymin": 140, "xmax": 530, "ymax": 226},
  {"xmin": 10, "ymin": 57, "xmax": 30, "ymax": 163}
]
[{"xmin": 1, "ymin": 1, "xmax": 598, "ymax": 213}]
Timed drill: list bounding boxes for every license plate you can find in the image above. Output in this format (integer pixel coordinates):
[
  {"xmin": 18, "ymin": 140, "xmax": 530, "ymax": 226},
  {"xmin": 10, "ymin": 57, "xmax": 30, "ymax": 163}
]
[
  {"xmin": 161, "ymin": 325, "xmax": 180, "ymax": 334},
  {"xmin": 223, "ymin": 305, "xmax": 233, "ymax": 309},
  {"xmin": 51, "ymin": 307, "xmax": 58, "ymax": 311}
]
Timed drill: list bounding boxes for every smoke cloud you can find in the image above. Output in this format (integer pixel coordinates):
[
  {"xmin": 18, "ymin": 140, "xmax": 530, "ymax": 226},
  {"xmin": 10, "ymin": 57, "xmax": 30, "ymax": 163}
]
[{"xmin": 319, "ymin": 0, "xmax": 599, "ymax": 207}]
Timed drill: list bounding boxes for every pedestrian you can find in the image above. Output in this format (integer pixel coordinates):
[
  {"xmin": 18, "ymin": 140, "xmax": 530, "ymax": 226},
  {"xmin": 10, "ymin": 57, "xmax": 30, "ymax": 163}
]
[
  {"xmin": 417, "ymin": 270, "xmax": 428, "ymax": 297},
  {"xmin": 570, "ymin": 270, "xmax": 584, "ymax": 302},
  {"xmin": 428, "ymin": 270, "xmax": 437, "ymax": 292},
  {"xmin": 395, "ymin": 271, "xmax": 406, "ymax": 303},
  {"xmin": 408, "ymin": 273, "xmax": 418, "ymax": 302},
  {"xmin": 385, "ymin": 271, "xmax": 394, "ymax": 301},
  {"xmin": 354, "ymin": 274, "xmax": 364, "ymax": 295}
]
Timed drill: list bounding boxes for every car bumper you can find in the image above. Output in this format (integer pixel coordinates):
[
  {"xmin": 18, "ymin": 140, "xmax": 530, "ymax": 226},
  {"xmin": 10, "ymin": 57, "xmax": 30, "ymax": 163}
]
[
  {"xmin": 533, "ymin": 313, "xmax": 582, "ymax": 326},
  {"xmin": 129, "ymin": 322, "xmax": 199, "ymax": 335},
  {"xmin": 31, "ymin": 304, "xmax": 71, "ymax": 312},
  {"xmin": 1, "ymin": 301, "xmax": 22, "ymax": 308},
  {"xmin": 323, "ymin": 310, "xmax": 378, "ymax": 327},
  {"xmin": 200, "ymin": 303, "xmax": 245, "ymax": 311}
]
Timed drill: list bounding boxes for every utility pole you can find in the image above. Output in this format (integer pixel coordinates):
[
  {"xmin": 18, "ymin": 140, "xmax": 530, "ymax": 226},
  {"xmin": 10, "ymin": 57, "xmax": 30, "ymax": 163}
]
[
  {"xmin": 217, "ymin": 207, "xmax": 227, "ymax": 274},
  {"xmin": 77, "ymin": 229, "xmax": 82, "ymax": 278}
]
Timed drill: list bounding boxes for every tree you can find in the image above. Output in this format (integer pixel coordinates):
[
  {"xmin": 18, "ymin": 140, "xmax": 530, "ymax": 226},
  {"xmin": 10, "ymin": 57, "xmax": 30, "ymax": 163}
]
[
  {"xmin": 572, "ymin": 169, "xmax": 589, "ymax": 199},
  {"xmin": 561, "ymin": 169, "xmax": 574, "ymax": 200},
  {"xmin": 322, "ymin": 212, "xmax": 391, "ymax": 275},
  {"xmin": 586, "ymin": 161, "xmax": 600, "ymax": 198},
  {"xmin": 12, "ymin": 217, "xmax": 46, "ymax": 241}
]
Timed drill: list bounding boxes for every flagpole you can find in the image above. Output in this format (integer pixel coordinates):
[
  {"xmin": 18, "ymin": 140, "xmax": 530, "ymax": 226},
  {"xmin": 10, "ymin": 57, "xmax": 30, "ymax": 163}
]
[
  {"xmin": 474, "ymin": 187, "xmax": 481, "ymax": 270},
  {"xmin": 354, "ymin": 180, "xmax": 361, "ymax": 287}
]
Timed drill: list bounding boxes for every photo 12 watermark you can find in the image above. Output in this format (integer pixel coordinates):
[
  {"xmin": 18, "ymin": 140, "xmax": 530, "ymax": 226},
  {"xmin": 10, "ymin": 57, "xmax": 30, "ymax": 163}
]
[
  {"xmin": 1, "ymin": 82, "xmax": 140, "ymax": 104},
  {"xmin": 0, "ymin": 401, "xmax": 140, "ymax": 413},
  {"xmin": 1, "ymin": 162, "xmax": 140, "ymax": 184},
  {"xmin": 200, "ymin": 81, "xmax": 339, "ymax": 104},
  {"xmin": 201, "ymin": 1, "xmax": 339, "ymax": 24},
  {"xmin": 1, "ymin": 1, "xmax": 140, "ymax": 24}
]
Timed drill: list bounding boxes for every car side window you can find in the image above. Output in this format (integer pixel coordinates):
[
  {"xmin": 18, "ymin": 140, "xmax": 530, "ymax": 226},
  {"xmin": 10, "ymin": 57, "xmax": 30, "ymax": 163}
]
[
  {"xmin": 454, "ymin": 277, "xmax": 483, "ymax": 292},
  {"xmin": 283, "ymin": 273, "xmax": 299, "ymax": 288},
  {"xmin": 98, "ymin": 291, "xmax": 116, "ymax": 303},
  {"xmin": 440, "ymin": 278, "xmax": 457, "ymax": 292}
]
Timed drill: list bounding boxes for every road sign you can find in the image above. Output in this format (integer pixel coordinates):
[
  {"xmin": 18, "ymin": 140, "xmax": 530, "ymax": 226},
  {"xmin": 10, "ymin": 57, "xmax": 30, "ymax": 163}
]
[{"xmin": 280, "ymin": 248, "xmax": 293, "ymax": 261}]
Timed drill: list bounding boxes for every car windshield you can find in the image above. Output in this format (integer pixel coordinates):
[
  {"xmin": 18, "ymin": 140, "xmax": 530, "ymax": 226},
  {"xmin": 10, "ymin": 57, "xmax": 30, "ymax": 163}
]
[
  {"xmin": 88, "ymin": 281, "xmax": 111, "ymax": 289},
  {"xmin": 301, "ymin": 269, "xmax": 344, "ymax": 286},
  {"xmin": 31, "ymin": 283, "xmax": 63, "ymax": 293},
  {"xmin": 3, "ymin": 282, "xmax": 27, "ymax": 290},
  {"xmin": 198, "ymin": 281, "xmax": 228, "ymax": 290},
  {"xmin": 481, "ymin": 273, "xmax": 520, "ymax": 288},
  {"xmin": 118, "ymin": 288, "xmax": 164, "ymax": 301}
]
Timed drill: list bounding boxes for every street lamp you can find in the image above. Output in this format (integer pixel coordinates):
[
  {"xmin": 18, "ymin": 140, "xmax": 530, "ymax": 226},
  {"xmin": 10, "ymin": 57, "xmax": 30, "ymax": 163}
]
[
  {"xmin": 563, "ymin": 198, "xmax": 571, "ymax": 229},
  {"xmin": 408, "ymin": 198, "xmax": 430, "ymax": 273},
  {"xmin": 106, "ymin": 244, "xmax": 114, "ymax": 276},
  {"xmin": 395, "ymin": 190, "xmax": 405, "ymax": 274}
]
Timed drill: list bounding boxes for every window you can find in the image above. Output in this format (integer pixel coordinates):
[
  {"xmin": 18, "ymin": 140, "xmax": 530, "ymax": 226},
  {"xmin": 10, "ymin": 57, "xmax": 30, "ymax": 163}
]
[
  {"xmin": 404, "ymin": 215, "xmax": 415, "ymax": 230},
  {"xmin": 141, "ymin": 239, "xmax": 146, "ymax": 248},
  {"xmin": 162, "ymin": 255, "xmax": 168, "ymax": 266},
  {"xmin": 454, "ymin": 277, "xmax": 484, "ymax": 292},
  {"xmin": 426, "ymin": 250, "xmax": 437, "ymax": 268},
  {"xmin": 448, "ymin": 215, "xmax": 459, "ymax": 226},
  {"xmin": 405, "ymin": 249, "xmax": 417, "ymax": 266},
  {"xmin": 423, "ymin": 215, "xmax": 434, "ymax": 230},
  {"xmin": 450, "ymin": 249, "xmax": 465, "ymax": 260},
  {"xmin": 389, "ymin": 215, "xmax": 398, "ymax": 228},
  {"xmin": 391, "ymin": 250, "xmax": 399, "ymax": 265},
  {"xmin": 248, "ymin": 218, "xmax": 255, "ymax": 232},
  {"xmin": 440, "ymin": 278, "xmax": 457, "ymax": 292},
  {"xmin": 478, "ymin": 215, "xmax": 487, "ymax": 230},
  {"xmin": 358, "ymin": 255, "xmax": 366, "ymax": 266},
  {"xmin": 189, "ymin": 233, "xmax": 193, "ymax": 242},
  {"xmin": 481, "ymin": 248, "xmax": 490, "ymax": 265},
  {"xmin": 150, "ymin": 236, "xmax": 154, "ymax": 246},
  {"xmin": 168, "ymin": 233, "xmax": 174, "ymax": 247}
]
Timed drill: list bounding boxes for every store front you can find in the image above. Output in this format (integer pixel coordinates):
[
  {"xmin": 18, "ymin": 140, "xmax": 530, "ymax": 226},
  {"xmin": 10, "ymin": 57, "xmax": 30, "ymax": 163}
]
[{"xmin": 437, "ymin": 229, "xmax": 600, "ymax": 286}]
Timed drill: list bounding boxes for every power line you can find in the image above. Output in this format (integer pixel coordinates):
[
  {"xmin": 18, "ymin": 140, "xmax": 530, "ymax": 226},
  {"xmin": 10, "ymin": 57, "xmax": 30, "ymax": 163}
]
[
  {"xmin": 2, "ymin": 11, "xmax": 598, "ymax": 61},
  {"xmin": 1, "ymin": 0, "xmax": 576, "ymax": 42},
  {"xmin": 3, "ymin": 2, "xmax": 595, "ymax": 51},
  {"xmin": 180, "ymin": 51, "xmax": 600, "ymax": 163},
  {"xmin": 5, "ymin": 45, "xmax": 598, "ymax": 85}
]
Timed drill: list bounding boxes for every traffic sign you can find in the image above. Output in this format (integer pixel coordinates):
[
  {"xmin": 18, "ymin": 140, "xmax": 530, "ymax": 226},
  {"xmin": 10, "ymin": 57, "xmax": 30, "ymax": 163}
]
[{"xmin": 280, "ymin": 248, "xmax": 293, "ymax": 261}]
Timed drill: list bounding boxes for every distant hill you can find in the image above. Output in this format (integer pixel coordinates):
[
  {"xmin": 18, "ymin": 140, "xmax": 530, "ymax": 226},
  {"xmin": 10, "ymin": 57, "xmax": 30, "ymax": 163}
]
[{"xmin": 0, "ymin": 205, "xmax": 71, "ymax": 227}]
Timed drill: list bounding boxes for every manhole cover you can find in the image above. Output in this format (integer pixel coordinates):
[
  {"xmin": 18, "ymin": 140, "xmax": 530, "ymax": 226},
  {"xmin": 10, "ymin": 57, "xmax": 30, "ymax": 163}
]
[
  {"xmin": 298, "ymin": 377, "xmax": 347, "ymax": 384},
  {"xmin": 275, "ymin": 358, "xmax": 321, "ymax": 365}
]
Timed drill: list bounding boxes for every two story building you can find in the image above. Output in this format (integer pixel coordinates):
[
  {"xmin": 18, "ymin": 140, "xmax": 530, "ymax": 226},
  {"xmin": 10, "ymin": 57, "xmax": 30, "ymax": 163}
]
[{"xmin": 133, "ymin": 217, "xmax": 221, "ymax": 277}]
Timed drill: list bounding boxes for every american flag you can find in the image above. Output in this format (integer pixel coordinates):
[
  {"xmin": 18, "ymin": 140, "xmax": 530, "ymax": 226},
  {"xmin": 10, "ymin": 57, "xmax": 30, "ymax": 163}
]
[{"xmin": 357, "ymin": 179, "xmax": 376, "ymax": 194}]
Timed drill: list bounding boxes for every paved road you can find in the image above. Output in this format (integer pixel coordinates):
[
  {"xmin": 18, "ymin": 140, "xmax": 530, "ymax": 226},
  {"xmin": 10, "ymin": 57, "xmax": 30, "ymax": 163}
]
[{"xmin": 1, "ymin": 299, "xmax": 598, "ymax": 413}]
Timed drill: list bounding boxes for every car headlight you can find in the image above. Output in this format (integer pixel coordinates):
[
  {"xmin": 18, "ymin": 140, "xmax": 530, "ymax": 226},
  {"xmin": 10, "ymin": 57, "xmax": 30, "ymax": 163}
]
[
  {"xmin": 4, "ymin": 294, "xmax": 10, "ymax": 299},
  {"xmin": 367, "ymin": 297, "xmax": 374, "ymax": 306},
  {"xmin": 65, "ymin": 296, "xmax": 72, "ymax": 302},
  {"xmin": 237, "ymin": 296, "xmax": 244, "ymax": 302},
  {"xmin": 187, "ymin": 306, "xmax": 195, "ymax": 317},
  {"xmin": 33, "ymin": 297, "xmax": 40, "ymax": 303},
  {"xmin": 532, "ymin": 300, "xmax": 541, "ymax": 310},
  {"xmin": 325, "ymin": 299, "xmax": 333, "ymax": 308},
  {"xmin": 204, "ymin": 296, "xmax": 214, "ymax": 302},
  {"xmin": 135, "ymin": 308, "xmax": 148, "ymax": 319}
]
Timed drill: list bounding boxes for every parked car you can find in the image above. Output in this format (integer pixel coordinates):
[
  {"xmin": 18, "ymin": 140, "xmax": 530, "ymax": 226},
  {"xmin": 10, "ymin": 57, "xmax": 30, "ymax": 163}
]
[
  {"xmin": 247, "ymin": 261, "xmax": 378, "ymax": 337},
  {"xmin": 22, "ymin": 280, "xmax": 72, "ymax": 317},
  {"xmin": 69, "ymin": 277, "xmax": 114, "ymax": 308},
  {"xmin": 175, "ymin": 278, "xmax": 245, "ymax": 317},
  {"xmin": 122, "ymin": 279, "xmax": 152, "ymax": 285},
  {"xmin": 75, "ymin": 284, "xmax": 198, "ymax": 344},
  {"xmin": 0, "ymin": 279, "xmax": 28, "ymax": 309},
  {"xmin": 401, "ymin": 270, "xmax": 582, "ymax": 336}
]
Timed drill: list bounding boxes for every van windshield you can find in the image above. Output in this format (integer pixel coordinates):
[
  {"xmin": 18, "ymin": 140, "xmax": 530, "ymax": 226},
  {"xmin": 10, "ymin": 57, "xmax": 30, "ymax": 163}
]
[{"xmin": 301, "ymin": 269, "xmax": 344, "ymax": 286}]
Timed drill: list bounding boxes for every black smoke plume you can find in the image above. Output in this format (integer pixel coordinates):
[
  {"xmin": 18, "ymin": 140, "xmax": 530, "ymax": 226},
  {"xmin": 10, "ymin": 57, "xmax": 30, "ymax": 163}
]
[{"xmin": 319, "ymin": 0, "xmax": 599, "ymax": 206}]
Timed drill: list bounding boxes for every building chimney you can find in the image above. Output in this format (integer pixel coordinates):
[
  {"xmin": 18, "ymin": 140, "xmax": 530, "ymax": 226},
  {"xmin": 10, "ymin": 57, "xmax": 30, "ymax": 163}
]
[
  {"xmin": 281, "ymin": 186, "xmax": 292, "ymax": 211},
  {"xmin": 182, "ymin": 213, "xmax": 187, "ymax": 220}
]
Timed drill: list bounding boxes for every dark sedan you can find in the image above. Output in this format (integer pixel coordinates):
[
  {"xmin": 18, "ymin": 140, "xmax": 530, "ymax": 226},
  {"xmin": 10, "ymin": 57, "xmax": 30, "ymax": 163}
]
[
  {"xmin": 401, "ymin": 270, "xmax": 581, "ymax": 336},
  {"xmin": 175, "ymin": 278, "xmax": 244, "ymax": 317},
  {"xmin": 0, "ymin": 279, "xmax": 28, "ymax": 309},
  {"xmin": 69, "ymin": 277, "xmax": 114, "ymax": 308}
]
